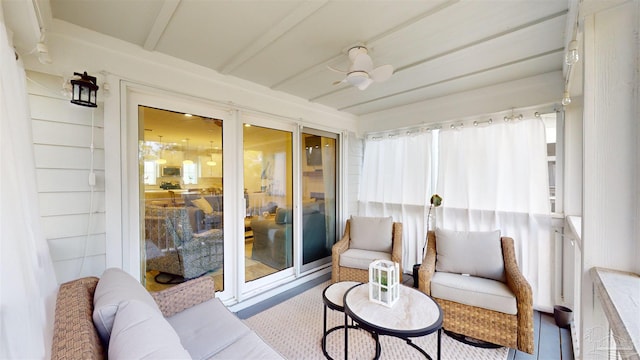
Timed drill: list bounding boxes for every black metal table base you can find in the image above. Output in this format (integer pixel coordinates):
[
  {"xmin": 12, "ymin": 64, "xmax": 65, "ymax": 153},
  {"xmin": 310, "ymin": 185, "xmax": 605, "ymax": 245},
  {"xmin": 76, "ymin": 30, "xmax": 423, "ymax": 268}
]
[
  {"xmin": 444, "ymin": 329, "xmax": 502, "ymax": 349},
  {"xmin": 323, "ymin": 304, "xmax": 379, "ymax": 360}
]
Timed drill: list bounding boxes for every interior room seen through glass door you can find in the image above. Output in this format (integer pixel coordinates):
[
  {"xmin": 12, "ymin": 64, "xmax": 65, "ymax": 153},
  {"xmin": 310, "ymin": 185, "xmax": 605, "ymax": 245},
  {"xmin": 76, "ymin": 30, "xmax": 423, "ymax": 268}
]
[
  {"xmin": 243, "ymin": 124, "xmax": 293, "ymax": 282},
  {"xmin": 301, "ymin": 131, "xmax": 337, "ymax": 270},
  {"xmin": 138, "ymin": 106, "xmax": 224, "ymax": 292}
]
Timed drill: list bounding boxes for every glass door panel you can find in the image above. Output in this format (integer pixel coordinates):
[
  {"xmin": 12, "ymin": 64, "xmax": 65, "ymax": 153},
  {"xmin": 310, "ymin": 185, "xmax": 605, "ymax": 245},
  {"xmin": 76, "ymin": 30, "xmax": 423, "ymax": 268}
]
[
  {"xmin": 139, "ymin": 106, "xmax": 224, "ymax": 291},
  {"xmin": 243, "ymin": 124, "xmax": 293, "ymax": 282},
  {"xmin": 301, "ymin": 131, "xmax": 337, "ymax": 270}
]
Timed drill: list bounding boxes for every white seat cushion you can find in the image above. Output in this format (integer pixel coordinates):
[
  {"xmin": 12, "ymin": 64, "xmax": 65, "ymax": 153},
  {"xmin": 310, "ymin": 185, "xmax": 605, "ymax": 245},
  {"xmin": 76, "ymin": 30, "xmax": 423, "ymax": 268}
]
[
  {"xmin": 339, "ymin": 248, "xmax": 391, "ymax": 270},
  {"xmin": 167, "ymin": 298, "xmax": 251, "ymax": 359},
  {"xmin": 431, "ymin": 272, "xmax": 517, "ymax": 315}
]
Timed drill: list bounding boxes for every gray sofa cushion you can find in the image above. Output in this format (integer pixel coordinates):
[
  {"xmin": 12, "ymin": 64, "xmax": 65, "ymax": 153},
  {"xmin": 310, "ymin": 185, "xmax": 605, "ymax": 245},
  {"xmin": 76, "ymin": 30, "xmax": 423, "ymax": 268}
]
[
  {"xmin": 431, "ymin": 272, "xmax": 517, "ymax": 315},
  {"xmin": 108, "ymin": 299, "xmax": 190, "ymax": 359},
  {"xmin": 339, "ymin": 248, "xmax": 392, "ymax": 270},
  {"xmin": 435, "ymin": 228, "xmax": 506, "ymax": 282},
  {"xmin": 210, "ymin": 331, "xmax": 283, "ymax": 359},
  {"xmin": 167, "ymin": 298, "xmax": 251, "ymax": 359},
  {"xmin": 93, "ymin": 268, "xmax": 162, "ymax": 346},
  {"xmin": 349, "ymin": 216, "xmax": 393, "ymax": 252}
]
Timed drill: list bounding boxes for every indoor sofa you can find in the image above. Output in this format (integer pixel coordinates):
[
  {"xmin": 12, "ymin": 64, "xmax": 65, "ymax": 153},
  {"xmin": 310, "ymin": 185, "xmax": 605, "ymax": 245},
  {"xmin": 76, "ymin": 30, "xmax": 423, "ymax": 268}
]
[
  {"xmin": 51, "ymin": 268, "xmax": 283, "ymax": 359},
  {"xmin": 250, "ymin": 202, "xmax": 328, "ymax": 270}
]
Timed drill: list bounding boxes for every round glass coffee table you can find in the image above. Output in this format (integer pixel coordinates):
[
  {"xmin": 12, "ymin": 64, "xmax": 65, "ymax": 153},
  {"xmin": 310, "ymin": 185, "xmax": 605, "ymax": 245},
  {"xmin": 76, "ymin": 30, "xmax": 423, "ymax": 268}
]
[{"xmin": 344, "ymin": 283, "xmax": 443, "ymax": 360}]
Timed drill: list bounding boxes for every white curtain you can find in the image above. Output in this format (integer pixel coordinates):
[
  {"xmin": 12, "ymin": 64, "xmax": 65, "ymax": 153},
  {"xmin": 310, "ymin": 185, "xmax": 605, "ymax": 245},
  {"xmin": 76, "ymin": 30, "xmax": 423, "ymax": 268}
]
[
  {"xmin": 359, "ymin": 132, "xmax": 433, "ymax": 269},
  {"xmin": 437, "ymin": 119, "xmax": 552, "ymax": 310},
  {"xmin": 0, "ymin": 14, "xmax": 58, "ymax": 359},
  {"xmin": 321, "ymin": 137, "xmax": 336, "ymax": 248}
]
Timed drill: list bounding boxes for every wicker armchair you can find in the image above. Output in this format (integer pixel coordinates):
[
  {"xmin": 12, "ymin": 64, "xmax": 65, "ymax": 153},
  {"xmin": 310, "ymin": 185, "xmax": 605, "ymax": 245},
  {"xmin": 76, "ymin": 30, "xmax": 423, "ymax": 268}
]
[
  {"xmin": 145, "ymin": 206, "xmax": 224, "ymax": 280},
  {"xmin": 418, "ymin": 230, "xmax": 534, "ymax": 353},
  {"xmin": 331, "ymin": 218, "xmax": 403, "ymax": 283}
]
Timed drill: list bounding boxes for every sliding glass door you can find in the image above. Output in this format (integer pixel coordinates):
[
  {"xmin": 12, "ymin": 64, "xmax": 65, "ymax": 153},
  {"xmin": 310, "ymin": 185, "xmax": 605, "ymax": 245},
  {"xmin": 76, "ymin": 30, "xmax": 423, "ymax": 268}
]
[
  {"xmin": 138, "ymin": 106, "xmax": 225, "ymax": 292},
  {"xmin": 243, "ymin": 123, "xmax": 293, "ymax": 283},
  {"xmin": 301, "ymin": 130, "xmax": 337, "ymax": 272}
]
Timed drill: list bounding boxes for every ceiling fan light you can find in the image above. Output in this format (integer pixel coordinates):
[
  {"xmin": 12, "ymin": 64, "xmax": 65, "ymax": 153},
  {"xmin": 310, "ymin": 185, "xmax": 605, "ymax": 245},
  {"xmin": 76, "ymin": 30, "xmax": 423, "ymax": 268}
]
[{"xmin": 347, "ymin": 71, "xmax": 371, "ymax": 90}]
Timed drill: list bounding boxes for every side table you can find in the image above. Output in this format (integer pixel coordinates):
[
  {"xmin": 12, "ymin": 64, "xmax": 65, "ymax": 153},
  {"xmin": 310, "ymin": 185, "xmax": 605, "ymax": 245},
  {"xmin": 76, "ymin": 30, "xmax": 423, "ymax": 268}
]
[{"xmin": 321, "ymin": 281, "xmax": 360, "ymax": 360}]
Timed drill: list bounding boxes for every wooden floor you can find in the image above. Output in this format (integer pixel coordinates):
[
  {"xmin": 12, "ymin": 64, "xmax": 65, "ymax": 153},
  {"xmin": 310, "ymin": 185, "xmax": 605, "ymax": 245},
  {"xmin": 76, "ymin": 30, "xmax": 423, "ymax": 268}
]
[{"xmin": 507, "ymin": 311, "xmax": 574, "ymax": 360}]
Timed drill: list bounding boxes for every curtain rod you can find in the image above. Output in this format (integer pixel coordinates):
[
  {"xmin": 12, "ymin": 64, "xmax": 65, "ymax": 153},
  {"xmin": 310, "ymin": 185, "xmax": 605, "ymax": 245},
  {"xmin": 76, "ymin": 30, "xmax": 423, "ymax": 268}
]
[{"xmin": 365, "ymin": 104, "xmax": 559, "ymax": 140}]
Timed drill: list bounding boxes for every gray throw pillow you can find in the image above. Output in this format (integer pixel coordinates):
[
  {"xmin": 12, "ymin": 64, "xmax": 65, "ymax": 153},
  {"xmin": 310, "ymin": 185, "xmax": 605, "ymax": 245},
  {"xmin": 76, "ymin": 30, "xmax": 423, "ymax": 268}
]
[
  {"xmin": 93, "ymin": 268, "xmax": 162, "ymax": 346},
  {"xmin": 435, "ymin": 228, "xmax": 506, "ymax": 282},
  {"xmin": 108, "ymin": 299, "xmax": 191, "ymax": 359},
  {"xmin": 349, "ymin": 216, "xmax": 393, "ymax": 253}
]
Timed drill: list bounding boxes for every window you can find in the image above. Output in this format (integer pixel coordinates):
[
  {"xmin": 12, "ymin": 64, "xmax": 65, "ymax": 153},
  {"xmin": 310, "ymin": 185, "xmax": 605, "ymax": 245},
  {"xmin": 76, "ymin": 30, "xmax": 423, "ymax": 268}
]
[
  {"xmin": 183, "ymin": 162, "xmax": 197, "ymax": 185},
  {"xmin": 143, "ymin": 161, "xmax": 157, "ymax": 185},
  {"xmin": 542, "ymin": 112, "xmax": 558, "ymax": 213}
]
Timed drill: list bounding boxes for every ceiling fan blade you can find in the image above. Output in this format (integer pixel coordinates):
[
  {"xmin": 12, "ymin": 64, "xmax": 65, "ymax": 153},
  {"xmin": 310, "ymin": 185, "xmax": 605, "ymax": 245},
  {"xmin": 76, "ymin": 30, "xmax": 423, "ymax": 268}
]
[
  {"xmin": 351, "ymin": 53, "xmax": 373, "ymax": 73},
  {"xmin": 356, "ymin": 78, "xmax": 373, "ymax": 90},
  {"xmin": 371, "ymin": 64, "xmax": 394, "ymax": 83},
  {"xmin": 327, "ymin": 65, "xmax": 347, "ymax": 74}
]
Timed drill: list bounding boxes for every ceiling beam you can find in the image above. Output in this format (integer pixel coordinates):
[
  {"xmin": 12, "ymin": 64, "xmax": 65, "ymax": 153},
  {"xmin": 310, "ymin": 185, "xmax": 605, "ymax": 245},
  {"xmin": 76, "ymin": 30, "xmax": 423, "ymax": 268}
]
[
  {"xmin": 143, "ymin": 0, "xmax": 181, "ymax": 51},
  {"xmin": 219, "ymin": 1, "xmax": 329, "ymax": 74},
  {"xmin": 338, "ymin": 48, "xmax": 564, "ymax": 114},
  {"xmin": 311, "ymin": 9, "xmax": 568, "ymax": 103},
  {"xmin": 270, "ymin": 0, "xmax": 460, "ymax": 91}
]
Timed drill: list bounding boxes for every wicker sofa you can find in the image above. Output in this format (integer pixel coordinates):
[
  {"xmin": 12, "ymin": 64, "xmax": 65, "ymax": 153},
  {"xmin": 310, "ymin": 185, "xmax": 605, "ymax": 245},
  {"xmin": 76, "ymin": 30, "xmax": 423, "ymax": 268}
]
[
  {"xmin": 51, "ymin": 268, "xmax": 282, "ymax": 359},
  {"xmin": 418, "ymin": 230, "xmax": 534, "ymax": 353}
]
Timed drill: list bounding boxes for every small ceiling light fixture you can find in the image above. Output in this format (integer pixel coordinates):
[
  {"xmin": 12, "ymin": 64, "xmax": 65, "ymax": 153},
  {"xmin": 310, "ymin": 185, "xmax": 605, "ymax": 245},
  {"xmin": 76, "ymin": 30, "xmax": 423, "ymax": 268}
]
[
  {"xmin": 156, "ymin": 135, "xmax": 167, "ymax": 164},
  {"xmin": 70, "ymin": 71, "xmax": 99, "ymax": 107},
  {"xmin": 565, "ymin": 40, "xmax": 579, "ymax": 65}
]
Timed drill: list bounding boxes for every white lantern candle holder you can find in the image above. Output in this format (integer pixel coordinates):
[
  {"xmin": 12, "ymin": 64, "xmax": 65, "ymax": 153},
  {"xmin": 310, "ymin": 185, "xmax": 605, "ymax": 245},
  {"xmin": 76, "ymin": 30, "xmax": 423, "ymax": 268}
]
[{"xmin": 368, "ymin": 260, "xmax": 400, "ymax": 307}]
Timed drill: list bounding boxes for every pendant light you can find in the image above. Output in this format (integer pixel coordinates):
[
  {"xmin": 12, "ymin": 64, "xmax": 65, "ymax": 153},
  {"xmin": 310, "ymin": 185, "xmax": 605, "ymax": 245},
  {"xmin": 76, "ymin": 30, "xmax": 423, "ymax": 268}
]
[
  {"xmin": 206, "ymin": 141, "xmax": 217, "ymax": 166},
  {"xmin": 156, "ymin": 135, "xmax": 167, "ymax": 164},
  {"xmin": 182, "ymin": 138, "xmax": 193, "ymax": 165}
]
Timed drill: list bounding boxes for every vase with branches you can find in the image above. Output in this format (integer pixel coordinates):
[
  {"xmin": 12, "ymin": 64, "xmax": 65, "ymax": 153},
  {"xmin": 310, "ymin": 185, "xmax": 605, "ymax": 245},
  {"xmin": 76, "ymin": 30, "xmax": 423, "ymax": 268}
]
[
  {"xmin": 422, "ymin": 194, "xmax": 442, "ymax": 258},
  {"xmin": 413, "ymin": 194, "xmax": 443, "ymax": 288}
]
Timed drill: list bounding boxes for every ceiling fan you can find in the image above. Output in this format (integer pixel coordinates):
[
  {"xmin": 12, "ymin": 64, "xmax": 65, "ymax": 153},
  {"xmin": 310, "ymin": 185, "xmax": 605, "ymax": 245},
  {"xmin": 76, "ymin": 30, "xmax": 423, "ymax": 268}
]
[{"xmin": 329, "ymin": 46, "xmax": 394, "ymax": 90}]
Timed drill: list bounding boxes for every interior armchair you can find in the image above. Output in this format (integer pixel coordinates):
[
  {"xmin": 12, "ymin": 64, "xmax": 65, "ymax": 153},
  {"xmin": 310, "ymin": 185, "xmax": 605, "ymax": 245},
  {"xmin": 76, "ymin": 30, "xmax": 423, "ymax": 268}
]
[
  {"xmin": 418, "ymin": 229, "xmax": 534, "ymax": 353},
  {"xmin": 145, "ymin": 206, "xmax": 224, "ymax": 282},
  {"xmin": 332, "ymin": 216, "xmax": 402, "ymax": 283}
]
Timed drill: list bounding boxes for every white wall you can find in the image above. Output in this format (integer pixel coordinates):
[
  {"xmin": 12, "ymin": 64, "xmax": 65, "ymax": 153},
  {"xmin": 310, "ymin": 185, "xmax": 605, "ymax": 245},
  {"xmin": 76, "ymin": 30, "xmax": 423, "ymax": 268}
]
[
  {"xmin": 21, "ymin": 19, "xmax": 357, "ymax": 284},
  {"xmin": 26, "ymin": 71, "xmax": 107, "ymax": 283},
  {"xmin": 580, "ymin": 1, "xmax": 639, "ymax": 358}
]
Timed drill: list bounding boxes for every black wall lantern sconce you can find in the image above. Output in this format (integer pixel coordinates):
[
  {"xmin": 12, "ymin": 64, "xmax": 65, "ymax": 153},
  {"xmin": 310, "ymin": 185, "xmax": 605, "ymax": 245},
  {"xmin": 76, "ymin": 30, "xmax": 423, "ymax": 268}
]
[{"xmin": 70, "ymin": 71, "xmax": 99, "ymax": 107}]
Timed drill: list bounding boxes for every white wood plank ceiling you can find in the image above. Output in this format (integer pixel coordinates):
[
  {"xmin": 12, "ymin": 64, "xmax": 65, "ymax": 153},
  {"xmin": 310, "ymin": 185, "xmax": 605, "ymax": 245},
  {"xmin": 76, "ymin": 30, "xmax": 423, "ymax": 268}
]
[{"xmin": 49, "ymin": 0, "xmax": 569, "ymax": 117}]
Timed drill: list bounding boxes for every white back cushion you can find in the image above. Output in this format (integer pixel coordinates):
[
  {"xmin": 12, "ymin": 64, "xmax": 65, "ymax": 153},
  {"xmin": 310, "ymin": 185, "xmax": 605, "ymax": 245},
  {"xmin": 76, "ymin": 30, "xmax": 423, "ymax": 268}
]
[
  {"xmin": 108, "ymin": 299, "xmax": 191, "ymax": 359},
  {"xmin": 435, "ymin": 228, "xmax": 506, "ymax": 282},
  {"xmin": 349, "ymin": 216, "xmax": 393, "ymax": 252},
  {"xmin": 93, "ymin": 268, "xmax": 161, "ymax": 346}
]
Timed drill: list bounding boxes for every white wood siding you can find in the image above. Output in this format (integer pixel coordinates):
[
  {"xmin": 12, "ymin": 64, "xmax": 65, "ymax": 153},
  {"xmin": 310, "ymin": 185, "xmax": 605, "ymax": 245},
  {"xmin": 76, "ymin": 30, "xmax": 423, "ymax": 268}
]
[
  {"xmin": 27, "ymin": 71, "xmax": 106, "ymax": 284},
  {"xmin": 580, "ymin": 1, "xmax": 639, "ymax": 358}
]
